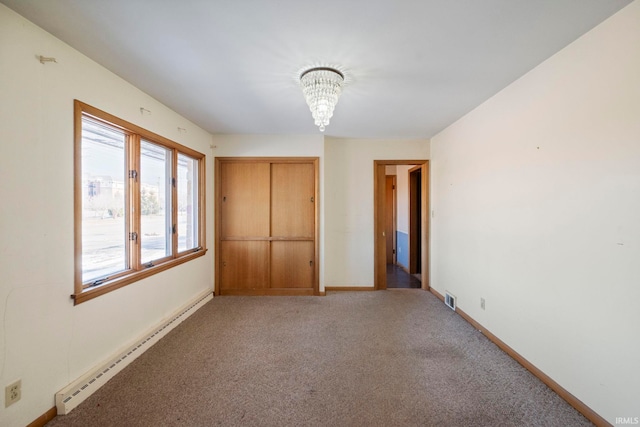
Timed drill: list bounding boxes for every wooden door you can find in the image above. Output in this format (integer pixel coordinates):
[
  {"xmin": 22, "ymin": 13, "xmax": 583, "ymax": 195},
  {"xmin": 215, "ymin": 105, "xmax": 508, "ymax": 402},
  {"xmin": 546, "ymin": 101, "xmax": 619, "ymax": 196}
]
[
  {"xmin": 216, "ymin": 158, "xmax": 318, "ymax": 295},
  {"xmin": 271, "ymin": 163, "xmax": 315, "ymax": 290},
  {"xmin": 385, "ymin": 175, "xmax": 396, "ymax": 264},
  {"xmin": 271, "ymin": 241, "xmax": 314, "ymax": 288},
  {"xmin": 409, "ymin": 166, "xmax": 422, "ymax": 274},
  {"xmin": 220, "ymin": 162, "xmax": 270, "ymax": 237},
  {"xmin": 271, "ymin": 163, "xmax": 315, "ymax": 238},
  {"xmin": 220, "ymin": 241, "xmax": 269, "ymax": 290}
]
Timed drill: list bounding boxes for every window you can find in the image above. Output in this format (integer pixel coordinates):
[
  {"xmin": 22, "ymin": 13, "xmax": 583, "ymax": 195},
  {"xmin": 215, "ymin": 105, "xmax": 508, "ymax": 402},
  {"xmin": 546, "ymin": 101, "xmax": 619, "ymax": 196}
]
[{"xmin": 74, "ymin": 101, "xmax": 206, "ymax": 304}]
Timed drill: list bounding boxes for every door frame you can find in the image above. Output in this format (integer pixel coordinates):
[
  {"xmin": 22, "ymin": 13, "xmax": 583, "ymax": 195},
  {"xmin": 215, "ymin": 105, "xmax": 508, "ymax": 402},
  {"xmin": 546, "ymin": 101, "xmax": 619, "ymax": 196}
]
[{"xmin": 374, "ymin": 160, "xmax": 429, "ymax": 291}]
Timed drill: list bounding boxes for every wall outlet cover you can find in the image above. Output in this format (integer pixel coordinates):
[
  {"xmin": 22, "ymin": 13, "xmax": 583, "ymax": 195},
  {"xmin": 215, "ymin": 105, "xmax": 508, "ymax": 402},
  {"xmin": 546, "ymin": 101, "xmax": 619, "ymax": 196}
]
[{"xmin": 5, "ymin": 379, "xmax": 21, "ymax": 407}]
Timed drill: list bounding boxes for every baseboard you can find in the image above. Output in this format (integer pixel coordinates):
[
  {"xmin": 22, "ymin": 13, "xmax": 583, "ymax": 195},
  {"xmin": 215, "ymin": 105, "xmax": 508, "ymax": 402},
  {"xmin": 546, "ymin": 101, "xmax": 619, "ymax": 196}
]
[
  {"xmin": 429, "ymin": 288, "xmax": 611, "ymax": 427},
  {"xmin": 55, "ymin": 290, "xmax": 213, "ymax": 415},
  {"xmin": 28, "ymin": 406, "xmax": 57, "ymax": 427},
  {"xmin": 219, "ymin": 288, "xmax": 315, "ymax": 296},
  {"xmin": 325, "ymin": 286, "xmax": 376, "ymax": 292}
]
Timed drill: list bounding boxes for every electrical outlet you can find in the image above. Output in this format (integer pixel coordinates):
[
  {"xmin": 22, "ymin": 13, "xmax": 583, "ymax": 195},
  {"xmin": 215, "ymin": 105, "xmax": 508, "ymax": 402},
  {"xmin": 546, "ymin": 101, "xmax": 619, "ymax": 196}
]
[
  {"xmin": 5, "ymin": 380, "xmax": 21, "ymax": 407},
  {"xmin": 480, "ymin": 298, "xmax": 486, "ymax": 310}
]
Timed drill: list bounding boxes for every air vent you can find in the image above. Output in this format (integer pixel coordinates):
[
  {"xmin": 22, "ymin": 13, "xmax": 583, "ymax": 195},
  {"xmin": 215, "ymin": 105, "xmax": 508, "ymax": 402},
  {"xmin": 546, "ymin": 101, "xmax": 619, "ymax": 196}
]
[{"xmin": 445, "ymin": 291, "xmax": 456, "ymax": 311}]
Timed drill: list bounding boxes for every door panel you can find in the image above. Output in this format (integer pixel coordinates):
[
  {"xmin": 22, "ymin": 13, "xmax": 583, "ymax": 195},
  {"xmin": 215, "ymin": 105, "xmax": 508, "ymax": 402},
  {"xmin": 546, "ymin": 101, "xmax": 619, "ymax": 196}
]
[
  {"xmin": 221, "ymin": 162, "xmax": 270, "ymax": 237},
  {"xmin": 385, "ymin": 175, "xmax": 395, "ymax": 264},
  {"xmin": 271, "ymin": 241, "xmax": 314, "ymax": 289},
  {"xmin": 220, "ymin": 241, "xmax": 269, "ymax": 290},
  {"xmin": 271, "ymin": 163, "xmax": 315, "ymax": 238}
]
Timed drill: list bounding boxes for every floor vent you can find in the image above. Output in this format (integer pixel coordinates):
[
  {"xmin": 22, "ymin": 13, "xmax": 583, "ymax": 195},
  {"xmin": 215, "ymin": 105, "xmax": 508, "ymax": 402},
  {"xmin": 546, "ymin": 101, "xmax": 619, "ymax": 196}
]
[
  {"xmin": 445, "ymin": 291, "xmax": 457, "ymax": 311},
  {"xmin": 55, "ymin": 291, "xmax": 213, "ymax": 415}
]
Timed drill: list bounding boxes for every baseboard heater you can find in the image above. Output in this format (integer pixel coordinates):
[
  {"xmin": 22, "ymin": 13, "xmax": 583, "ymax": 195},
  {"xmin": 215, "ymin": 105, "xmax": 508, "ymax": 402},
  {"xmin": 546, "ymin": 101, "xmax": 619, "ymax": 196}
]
[{"xmin": 55, "ymin": 291, "xmax": 213, "ymax": 415}]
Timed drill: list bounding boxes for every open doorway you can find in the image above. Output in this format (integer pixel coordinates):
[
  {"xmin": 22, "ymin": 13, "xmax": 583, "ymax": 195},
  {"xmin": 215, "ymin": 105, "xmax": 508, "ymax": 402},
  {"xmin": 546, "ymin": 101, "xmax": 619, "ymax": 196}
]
[
  {"xmin": 384, "ymin": 166, "xmax": 420, "ymax": 289},
  {"xmin": 374, "ymin": 160, "xmax": 429, "ymax": 291}
]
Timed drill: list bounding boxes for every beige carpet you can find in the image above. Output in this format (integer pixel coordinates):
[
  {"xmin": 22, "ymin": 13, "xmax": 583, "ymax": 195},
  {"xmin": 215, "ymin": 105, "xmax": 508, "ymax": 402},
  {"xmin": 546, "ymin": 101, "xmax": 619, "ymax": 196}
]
[{"xmin": 47, "ymin": 290, "xmax": 592, "ymax": 426}]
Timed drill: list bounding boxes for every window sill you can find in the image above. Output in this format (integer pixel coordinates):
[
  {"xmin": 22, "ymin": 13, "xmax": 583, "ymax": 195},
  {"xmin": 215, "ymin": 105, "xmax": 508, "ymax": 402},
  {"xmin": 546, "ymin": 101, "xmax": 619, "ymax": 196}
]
[{"xmin": 72, "ymin": 249, "xmax": 207, "ymax": 305}]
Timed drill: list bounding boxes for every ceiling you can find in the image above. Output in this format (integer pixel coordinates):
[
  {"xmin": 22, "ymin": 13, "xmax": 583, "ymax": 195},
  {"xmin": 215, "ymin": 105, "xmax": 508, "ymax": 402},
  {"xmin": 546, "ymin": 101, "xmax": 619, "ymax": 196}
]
[{"xmin": 2, "ymin": 0, "xmax": 632, "ymax": 139}]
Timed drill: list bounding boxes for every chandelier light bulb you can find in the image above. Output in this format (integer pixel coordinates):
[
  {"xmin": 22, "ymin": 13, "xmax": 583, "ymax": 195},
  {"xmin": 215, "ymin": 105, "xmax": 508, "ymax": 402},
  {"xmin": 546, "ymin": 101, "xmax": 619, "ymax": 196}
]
[{"xmin": 300, "ymin": 67, "xmax": 344, "ymax": 132}]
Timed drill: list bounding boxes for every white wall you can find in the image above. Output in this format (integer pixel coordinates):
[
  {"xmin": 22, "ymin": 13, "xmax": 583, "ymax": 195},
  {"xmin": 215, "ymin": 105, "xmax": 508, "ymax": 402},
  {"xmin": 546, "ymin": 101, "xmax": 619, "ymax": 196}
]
[
  {"xmin": 430, "ymin": 1, "xmax": 640, "ymax": 422},
  {"xmin": 212, "ymin": 134, "xmax": 324, "ymax": 158},
  {"xmin": 324, "ymin": 138, "xmax": 429, "ymax": 287},
  {"xmin": 0, "ymin": 5, "xmax": 214, "ymax": 426}
]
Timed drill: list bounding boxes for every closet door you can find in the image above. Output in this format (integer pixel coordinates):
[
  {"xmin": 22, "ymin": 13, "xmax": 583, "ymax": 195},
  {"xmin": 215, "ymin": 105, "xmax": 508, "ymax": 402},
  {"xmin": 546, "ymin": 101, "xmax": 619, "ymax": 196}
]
[
  {"xmin": 219, "ymin": 162, "xmax": 270, "ymax": 292},
  {"xmin": 270, "ymin": 163, "xmax": 315, "ymax": 289},
  {"xmin": 220, "ymin": 241, "xmax": 269, "ymax": 291},
  {"xmin": 271, "ymin": 241, "xmax": 314, "ymax": 288},
  {"xmin": 216, "ymin": 158, "xmax": 318, "ymax": 295},
  {"xmin": 271, "ymin": 163, "xmax": 315, "ymax": 238},
  {"xmin": 220, "ymin": 162, "xmax": 270, "ymax": 238}
]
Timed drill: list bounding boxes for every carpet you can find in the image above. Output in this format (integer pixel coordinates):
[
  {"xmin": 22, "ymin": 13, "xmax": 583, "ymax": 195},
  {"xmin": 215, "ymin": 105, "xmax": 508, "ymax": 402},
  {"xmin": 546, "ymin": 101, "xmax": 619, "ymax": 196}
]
[{"xmin": 47, "ymin": 290, "xmax": 592, "ymax": 426}]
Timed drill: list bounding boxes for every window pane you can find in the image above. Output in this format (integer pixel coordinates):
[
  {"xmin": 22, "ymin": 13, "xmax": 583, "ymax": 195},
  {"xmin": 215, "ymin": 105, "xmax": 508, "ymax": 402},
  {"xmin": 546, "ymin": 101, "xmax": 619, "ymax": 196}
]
[
  {"xmin": 81, "ymin": 117, "xmax": 127, "ymax": 282},
  {"xmin": 140, "ymin": 140, "xmax": 172, "ymax": 264},
  {"xmin": 177, "ymin": 153, "xmax": 199, "ymax": 252}
]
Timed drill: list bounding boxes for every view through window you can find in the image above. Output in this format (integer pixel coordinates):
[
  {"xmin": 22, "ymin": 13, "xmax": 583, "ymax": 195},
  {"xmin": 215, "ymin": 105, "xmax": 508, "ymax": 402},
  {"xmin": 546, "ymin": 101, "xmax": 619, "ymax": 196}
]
[{"xmin": 75, "ymin": 101, "xmax": 205, "ymax": 304}]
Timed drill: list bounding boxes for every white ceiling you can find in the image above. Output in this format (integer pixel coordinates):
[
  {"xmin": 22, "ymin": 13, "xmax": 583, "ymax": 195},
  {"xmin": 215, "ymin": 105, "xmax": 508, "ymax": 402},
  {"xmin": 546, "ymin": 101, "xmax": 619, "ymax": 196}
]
[{"xmin": 2, "ymin": 0, "xmax": 632, "ymax": 138}]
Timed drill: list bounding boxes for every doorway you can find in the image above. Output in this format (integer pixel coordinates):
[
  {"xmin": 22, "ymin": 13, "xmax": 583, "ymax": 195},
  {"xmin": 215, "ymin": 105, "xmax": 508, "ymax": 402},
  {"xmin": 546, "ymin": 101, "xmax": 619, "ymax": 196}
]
[{"xmin": 374, "ymin": 160, "xmax": 429, "ymax": 291}]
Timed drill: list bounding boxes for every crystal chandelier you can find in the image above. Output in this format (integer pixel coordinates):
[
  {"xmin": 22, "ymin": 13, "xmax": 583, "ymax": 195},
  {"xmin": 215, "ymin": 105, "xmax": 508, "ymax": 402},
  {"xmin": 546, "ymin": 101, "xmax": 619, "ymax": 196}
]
[{"xmin": 300, "ymin": 67, "xmax": 344, "ymax": 132}]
